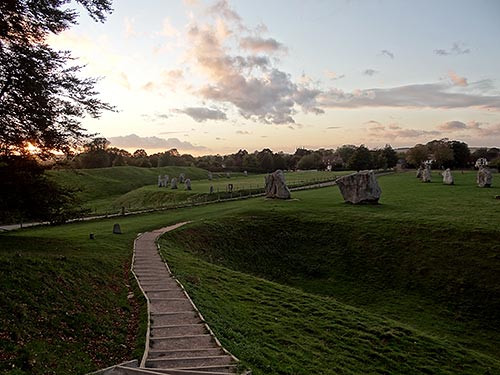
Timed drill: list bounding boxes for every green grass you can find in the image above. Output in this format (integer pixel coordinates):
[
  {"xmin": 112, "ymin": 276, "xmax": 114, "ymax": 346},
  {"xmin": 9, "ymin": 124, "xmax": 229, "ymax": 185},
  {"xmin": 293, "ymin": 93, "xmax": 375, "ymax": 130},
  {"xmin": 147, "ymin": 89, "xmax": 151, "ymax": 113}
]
[
  {"xmin": 161, "ymin": 240, "xmax": 500, "ymax": 374},
  {"xmin": 47, "ymin": 166, "xmax": 209, "ymax": 213},
  {"xmin": 110, "ymin": 170, "xmax": 347, "ymax": 213},
  {"xmin": 1, "ymin": 170, "xmax": 499, "ymax": 374}
]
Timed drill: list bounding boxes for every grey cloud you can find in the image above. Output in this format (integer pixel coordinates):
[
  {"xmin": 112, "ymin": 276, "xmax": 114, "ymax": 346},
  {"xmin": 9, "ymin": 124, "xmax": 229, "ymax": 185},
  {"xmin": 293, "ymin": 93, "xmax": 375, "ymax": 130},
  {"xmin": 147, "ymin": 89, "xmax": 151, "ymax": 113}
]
[
  {"xmin": 318, "ymin": 83, "xmax": 500, "ymax": 110},
  {"xmin": 438, "ymin": 121, "xmax": 468, "ymax": 131},
  {"xmin": 363, "ymin": 69, "xmax": 378, "ymax": 76},
  {"xmin": 326, "ymin": 126, "xmax": 341, "ymax": 129},
  {"xmin": 108, "ymin": 134, "xmax": 207, "ymax": 151},
  {"xmin": 236, "ymin": 130, "xmax": 251, "ymax": 135},
  {"xmin": 366, "ymin": 124, "xmax": 440, "ymax": 140},
  {"xmin": 141, "ymin": 113, "xmax": 169, "ymax": 122},
  {"xmin": 174, "ymin": 107, "xmax": 228, "ymax": 122},
  {"xmin": 380, "ymin": 50, "xmax": 394, "ymax": 59},
  {"xmin": 434, "ymin": 42, "xmax": 471, "ymax": 56}
]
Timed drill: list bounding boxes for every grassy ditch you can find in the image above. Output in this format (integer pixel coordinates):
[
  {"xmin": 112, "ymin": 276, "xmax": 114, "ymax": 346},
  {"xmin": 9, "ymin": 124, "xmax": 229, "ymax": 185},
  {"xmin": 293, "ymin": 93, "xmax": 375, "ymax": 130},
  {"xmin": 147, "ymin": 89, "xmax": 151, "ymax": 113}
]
[{"xmin": 160, "ymin": 233, "xmax": 500, "ymax": 375}]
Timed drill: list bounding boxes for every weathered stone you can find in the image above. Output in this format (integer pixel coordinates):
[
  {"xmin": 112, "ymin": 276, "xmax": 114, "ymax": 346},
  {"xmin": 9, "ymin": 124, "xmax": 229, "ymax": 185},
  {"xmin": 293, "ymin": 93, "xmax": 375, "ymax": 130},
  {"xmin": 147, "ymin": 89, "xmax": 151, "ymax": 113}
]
[
  {"xmin": 477, "ymin": 167, "xmax": 493, "ymax": 187},
  {"xmin": 442, "ymin": 168, "xmax": 454, "ymax": 185},
  {"xmin": 171, "ymin": 177, "xmax": 178, "ymax": 189},
  {"xmin": 208, "ymin": 172, "xmax": 213, "ymax": 180},
  {"xmin": 336, "ymin": 171, "xmax": 381, "ymax": 204},
  {"xmin": 264, "ymin": 169, "xmax": 291, "ymax": 199},
  {"xmin": 421, "ymin": 165, "xmax": 431, "ymax": 182},
  {"xmin": 244, "ymin": 170, "xmax": 248, "ymax": 176},
  {"xmin": 179, "ymin": 173, "xmax": 185, "ymax": 183},
  {"xmin": 416, "ymin": 167, "xmax": 423, "ymax": 178},
  {"xmin": 113, "ymin": 223, "xmax": 122, "ymax": 234},
  {"xmin": 185, "ymin": 178, "xmax": 191, "ymax": 190},
  {"xmin": 158, "ymin": 175, "xmax": 169, "ymax": 187}
]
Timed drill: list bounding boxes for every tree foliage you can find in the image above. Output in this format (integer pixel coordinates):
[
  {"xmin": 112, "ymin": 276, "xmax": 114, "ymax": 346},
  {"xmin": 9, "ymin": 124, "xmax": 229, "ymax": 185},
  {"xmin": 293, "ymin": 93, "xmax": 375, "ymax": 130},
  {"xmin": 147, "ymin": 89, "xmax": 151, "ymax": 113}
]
[{"xmin": 0, "ymin": 0, "xmax": 113, "ymax": 156}]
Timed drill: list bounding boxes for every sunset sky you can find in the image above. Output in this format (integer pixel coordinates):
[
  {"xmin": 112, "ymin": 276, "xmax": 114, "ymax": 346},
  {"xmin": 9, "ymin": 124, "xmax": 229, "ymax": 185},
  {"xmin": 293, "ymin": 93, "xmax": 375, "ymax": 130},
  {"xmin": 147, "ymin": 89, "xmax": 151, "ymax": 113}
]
[{"xmin": 48, "ymin": 0, "xmax": 500, "ymax": 155}]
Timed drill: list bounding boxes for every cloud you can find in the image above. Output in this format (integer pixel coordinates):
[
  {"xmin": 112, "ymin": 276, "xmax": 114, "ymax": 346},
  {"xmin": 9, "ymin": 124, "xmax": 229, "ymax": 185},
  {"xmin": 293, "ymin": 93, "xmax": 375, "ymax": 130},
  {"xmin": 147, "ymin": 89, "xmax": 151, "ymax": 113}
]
[
  {"xmin": 174, "ymin": 107, "xmax": 228, "ymax": 122},
  {"xmin": 366, "ymin": 123, "xmax": 440, "ymax": 140},
  {"xmin": 208, "ymin": 0, "xmax": 242, "ymax": 23},
  {"xmin": 182, "ymin": 1, "xmax": 323, "ymax": 124},
  {"xmin": 161, "ymin": 18, "xmax": 180, "ymax": 38},
  {"xmin": 141, "ymin": 113, "xmax": 169, "ymax": 122},
  {"xmin": 380, "ymin": 49, "xmax": 394, "ymax": 59},
  {"xmin": 325, "ymin": 70, "xmax": 345, "ymax": 80},
  {"xmin": 437, "ymin": 120, "xmax": 500, "ymax": 137},
  {"xmin": 326, "ymin": 126, "xmax": 341, "ymax": 129},
  {"xmin": 434, "ymin": 42, "xmax": 471, "ymax": 56},
  {"xmin": 236, "ymin": 130, "xmax": 251, "ymax": 135},
  {"xmin": 448, "ymin": 71, "xmax": 468, "ymax": 87},
  {"xmin": 240, "ymin": 36, "xmax": 287, "ymax": 53},
  {"xmin": 438, "ymin": 120, "xmax": 468, "ymax": 131},
  {"xmin": 363, "ymin": 69, "xmax": 378, "ymax": 76},
  {"xmin": 108, "ymin": 134, "xmax": 207, "ymax": 151},
  {"xmin": 318, "ymin": 82, "xmax": 500, "ymax": 110}
]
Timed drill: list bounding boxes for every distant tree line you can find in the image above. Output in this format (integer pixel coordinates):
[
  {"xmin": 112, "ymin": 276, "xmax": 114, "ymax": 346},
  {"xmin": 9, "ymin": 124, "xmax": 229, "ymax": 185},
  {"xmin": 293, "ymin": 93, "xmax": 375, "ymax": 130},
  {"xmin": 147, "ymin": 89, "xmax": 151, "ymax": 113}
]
[
  {"xmin": 63, "ymin": 137, "xmax": 500, "ymax": 172},
  {"xmin": 66, "ymin": 138, "xmax": 400, "ymax": 172}
]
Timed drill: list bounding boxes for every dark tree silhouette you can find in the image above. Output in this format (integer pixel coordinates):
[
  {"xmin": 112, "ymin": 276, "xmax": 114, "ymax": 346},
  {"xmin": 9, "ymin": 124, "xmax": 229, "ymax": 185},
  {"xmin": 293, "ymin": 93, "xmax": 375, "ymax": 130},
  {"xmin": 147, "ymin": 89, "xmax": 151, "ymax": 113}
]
[{"xmin": 0, "ymin": 0, "xmax": 113, "ymax": 156}]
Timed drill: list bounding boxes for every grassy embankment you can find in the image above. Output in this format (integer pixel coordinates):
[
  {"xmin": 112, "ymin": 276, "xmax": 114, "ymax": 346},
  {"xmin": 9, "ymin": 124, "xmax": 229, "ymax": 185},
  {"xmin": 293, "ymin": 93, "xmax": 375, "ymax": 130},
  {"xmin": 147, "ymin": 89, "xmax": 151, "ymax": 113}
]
[
  {"xmin": 47, "ymin": 166, "xmax": 209, "ymax": 214},
  {"xmin": 1, "ymin": 170, "xmax": 499, "ymax": 374},
  {"xmin": 48, "ymin": 167, "xmax": 342, "ymax": 215}
]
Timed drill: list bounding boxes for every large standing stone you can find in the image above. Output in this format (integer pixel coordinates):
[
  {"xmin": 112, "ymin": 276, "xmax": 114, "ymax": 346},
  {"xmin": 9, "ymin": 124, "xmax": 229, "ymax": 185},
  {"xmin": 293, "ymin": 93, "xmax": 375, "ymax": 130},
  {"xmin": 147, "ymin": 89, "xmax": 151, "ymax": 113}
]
[
  {"xmin": 208, "ymin": 172, "xmax": 213, "ymax": 180},
  {"xmin": 336, "ymin": 171, "xmax": 381, "ymax": 204},
  {"xmin": 179, "ymin": 173, "xmax": 185, "ymax": 183},
  {"xmin": 442, "ymin": 168, "xmax": 454, "ymax": 185},
  {"xmin": 421, "ymin": 165, "xmax": 431, "ymax": 182},
  {"xmin": 477, "ymin": 167, "xmax": 493, "ymax": 187},
  {"xmin": 171, "ymin": 177, "xmax": 178, "ymax": 189},
  {"xmin": 264, "ymin": 169, "xmax": 291, "ymax": 199},
  {"xmin": 185, "ymin": 178, "xmax": 191, "ymax": 190},
  {"xmin": 113, "ymin": 223, "xmax": 122, "ymax": 234}
]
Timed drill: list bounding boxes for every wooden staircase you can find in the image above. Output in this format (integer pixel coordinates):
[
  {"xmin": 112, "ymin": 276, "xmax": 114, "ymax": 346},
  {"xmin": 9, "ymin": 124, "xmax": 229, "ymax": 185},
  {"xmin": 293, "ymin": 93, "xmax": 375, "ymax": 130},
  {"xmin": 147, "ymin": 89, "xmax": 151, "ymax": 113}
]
[{"xmin": 88, "ymin": 223, "xmax": 249, "ymax": 375}]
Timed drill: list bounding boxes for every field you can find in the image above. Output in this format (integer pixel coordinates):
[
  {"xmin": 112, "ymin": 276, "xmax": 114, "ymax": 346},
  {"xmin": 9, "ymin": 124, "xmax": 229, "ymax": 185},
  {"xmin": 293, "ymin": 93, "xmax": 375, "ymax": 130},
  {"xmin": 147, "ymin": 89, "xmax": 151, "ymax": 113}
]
[{"xmin": 1, "ymin": 169, "xmax": 499, "ymax": 374}]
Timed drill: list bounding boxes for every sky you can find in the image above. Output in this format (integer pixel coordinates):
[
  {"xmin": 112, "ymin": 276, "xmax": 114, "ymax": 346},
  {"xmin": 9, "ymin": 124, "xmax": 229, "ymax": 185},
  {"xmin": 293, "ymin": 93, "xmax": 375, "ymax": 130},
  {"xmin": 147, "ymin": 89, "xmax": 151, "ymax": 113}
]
[{"xmin": 48, "ymin": 0, "xmax": 500, "ymax": 155}]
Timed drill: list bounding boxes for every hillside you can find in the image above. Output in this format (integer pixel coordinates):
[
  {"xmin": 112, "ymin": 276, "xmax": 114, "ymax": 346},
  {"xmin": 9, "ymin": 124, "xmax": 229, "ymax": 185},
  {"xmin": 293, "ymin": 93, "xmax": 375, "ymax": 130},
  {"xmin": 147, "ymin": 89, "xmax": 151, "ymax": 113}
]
[{"xmin": 46, "ymin": 166, "xmax": 209, "ymax": 213}]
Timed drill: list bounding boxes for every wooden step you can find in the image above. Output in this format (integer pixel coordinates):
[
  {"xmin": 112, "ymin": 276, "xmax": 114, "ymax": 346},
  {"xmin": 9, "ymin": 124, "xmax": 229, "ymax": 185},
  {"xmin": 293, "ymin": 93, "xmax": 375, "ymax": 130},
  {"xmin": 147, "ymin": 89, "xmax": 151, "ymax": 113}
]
[
  {"xmin": 151, "ymin": 324, "xmax": 207, "ymax": 337},
  {"xmin": 146, "ymin": 355, "xmax": 234, "ymax": 369},
  {"xmin": 149, "ymin": 335, "xmax": 215, "ymax": 350},
  {"xmin": 148, "ymin": 348, "xmax": 224, "ymax": 359}
]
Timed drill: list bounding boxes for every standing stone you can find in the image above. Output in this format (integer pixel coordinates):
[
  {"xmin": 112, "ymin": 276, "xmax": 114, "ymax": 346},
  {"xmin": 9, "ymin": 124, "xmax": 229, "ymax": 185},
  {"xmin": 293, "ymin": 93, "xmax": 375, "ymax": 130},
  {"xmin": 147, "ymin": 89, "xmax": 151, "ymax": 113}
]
[
  {"xmin": 477, "ymin": 167, "xmax": 493, "ymax": 187},
  {"xmin": 179, "ymin": 173, "xmax": 185, "ymax": 183},
  {"xmin": 336, "ymin": 171, "xmax": 381, "ymax": 204},
  {"xmin": 209, "ymin": 185, "xmax": 214, "ymax": 194},
  {"xmin": 171, "ymin": 177, "xmax": 178, "ymax": 189},
  {"xmin": 442, "ymin": 168, "xmax": 454, "ymax": 185},
  {"xmin": 416, "ymin": 167, "xmax": 423, "ymax": 179},
  {"xmin": 113, "ymin": 223, "xmax": 122, "ymax": 234},
  {"xmin": 164, "ymin": 175, "xmax": 169, "ymax": 185},
  {"xmin": 244, "ymin": 170, "xmax": 248, "ymax": 176},
  {"xmin": 158, "ymin": 175, "xmax": 163, "ymax": 187},
  {"xmin": 421, "ymin": 165, "xmax": 431, "ymax": 182},
  {"xmin": 208, "ymin": 172, "xmax": 213, "ymax": 180},
  {"xmin": 185, "ymin": 178, "xmax": 192, "ymax": 190},
  {"xmin": 226, "ymin": 172, "xmax": 231, "ymax": 179},
  {"xmin": 264, "ymin": 169, "xmax": 291, "ymax": 199}
]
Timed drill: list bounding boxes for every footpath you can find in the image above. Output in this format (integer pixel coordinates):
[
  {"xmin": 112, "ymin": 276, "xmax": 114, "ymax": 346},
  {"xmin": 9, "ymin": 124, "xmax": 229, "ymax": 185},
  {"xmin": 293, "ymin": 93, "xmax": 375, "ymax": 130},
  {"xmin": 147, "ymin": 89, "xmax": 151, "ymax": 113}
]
[{"xmin": 90, "ymin": 222, "xmax": 249, "ymax": 375}]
